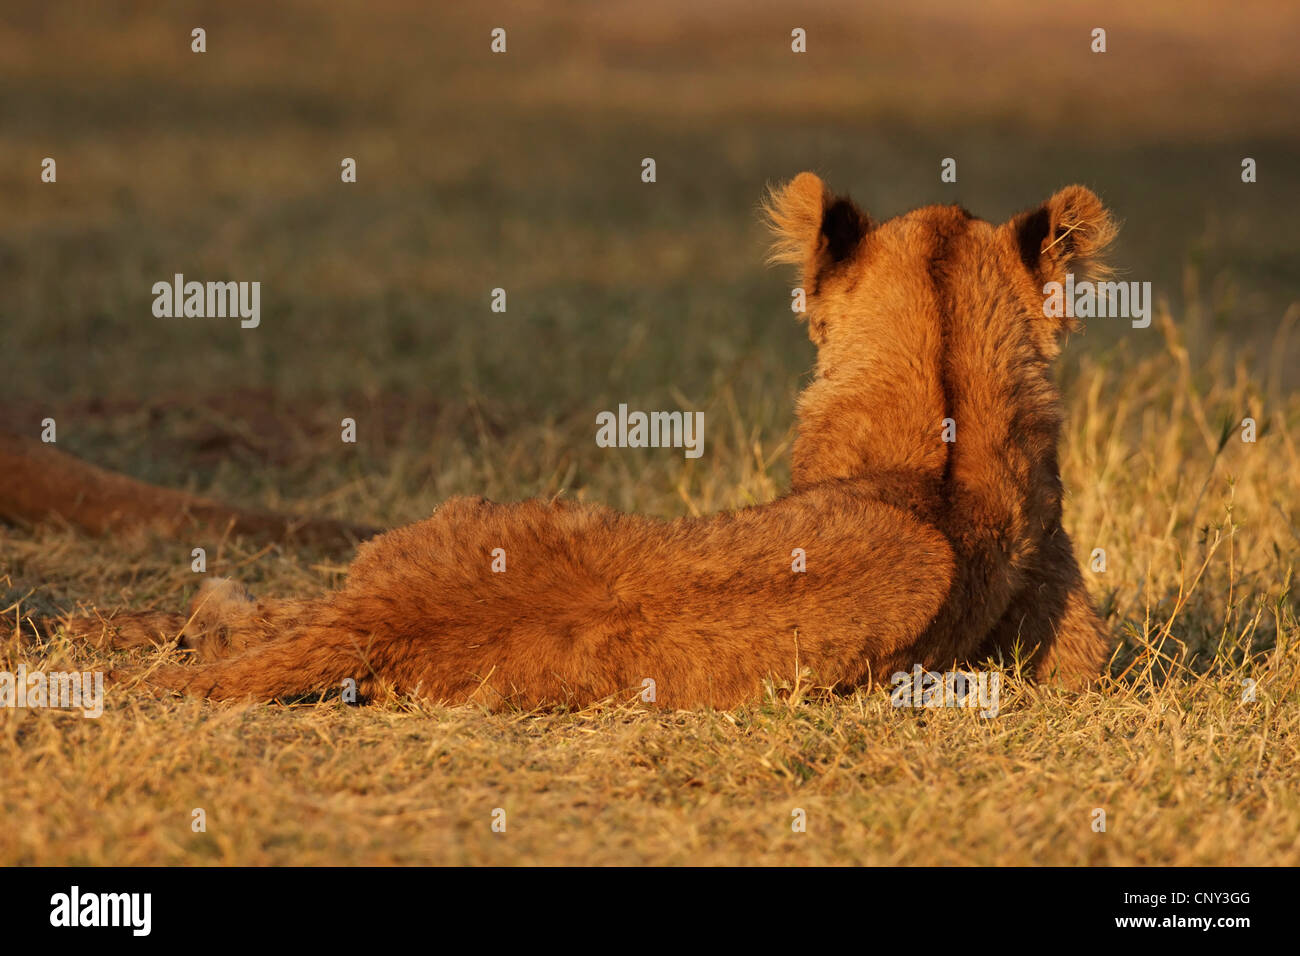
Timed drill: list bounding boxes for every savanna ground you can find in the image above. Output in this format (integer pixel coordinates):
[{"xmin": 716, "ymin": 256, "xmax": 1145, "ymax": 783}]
[{"xmin": 1, "ymin": 0, "xmax": 1298, "ymax": 865}]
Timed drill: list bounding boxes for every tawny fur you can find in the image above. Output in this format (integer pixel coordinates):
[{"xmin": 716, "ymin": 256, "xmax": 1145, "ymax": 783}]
[{"xmin": 57, "ymin": 174, "xmax": 1116, "ymax": 707}]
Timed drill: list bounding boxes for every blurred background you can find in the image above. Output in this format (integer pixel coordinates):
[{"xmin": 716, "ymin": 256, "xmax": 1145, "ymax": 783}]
[{"xmin": 2, "ymin": 0, "xmax": 1297, "ymax": 525}]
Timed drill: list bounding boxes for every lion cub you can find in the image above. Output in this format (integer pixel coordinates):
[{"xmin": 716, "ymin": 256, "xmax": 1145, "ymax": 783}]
[{"xmin": 71, "ymin": 174, "xmax": 1114, "ymax": 707}]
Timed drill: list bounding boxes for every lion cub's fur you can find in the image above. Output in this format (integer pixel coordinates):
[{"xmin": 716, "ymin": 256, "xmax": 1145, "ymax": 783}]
[{"xmin": 68, "ymin": 174, "xmax": 1115, "ymax": 707}]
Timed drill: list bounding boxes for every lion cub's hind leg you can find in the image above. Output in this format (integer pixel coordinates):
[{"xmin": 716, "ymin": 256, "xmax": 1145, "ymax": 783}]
[
  {"xmin": 62, "ymin": 608, "xmax": 188, "ymax": 652},
  {"xmin": 119, "ymin": 601, "xmax": 370, "ymax": 702},
  {"xmin": 62, "ymin": 577, "xmax": 305, "ymax": 663}
]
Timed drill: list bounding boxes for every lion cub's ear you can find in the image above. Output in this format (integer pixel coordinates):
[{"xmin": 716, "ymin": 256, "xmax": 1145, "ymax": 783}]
[
  {"xmin": 764, "ymin": 172, "xmax": 870, "ymax": 284},
  {"xmin": 1010, "ymin": 185, "xmax": 1117, "ymax": 285}
]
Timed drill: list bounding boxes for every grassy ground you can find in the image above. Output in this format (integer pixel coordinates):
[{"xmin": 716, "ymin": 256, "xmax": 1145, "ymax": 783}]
[{"xmin": 2, "ymin": 0, "xmax": 1298, "ymax": 865}]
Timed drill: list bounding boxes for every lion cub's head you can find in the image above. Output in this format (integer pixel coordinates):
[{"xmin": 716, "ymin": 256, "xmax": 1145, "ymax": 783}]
[{"xmin": 764, "ymin": 172, "xmax": 1116, "ymax": 495}]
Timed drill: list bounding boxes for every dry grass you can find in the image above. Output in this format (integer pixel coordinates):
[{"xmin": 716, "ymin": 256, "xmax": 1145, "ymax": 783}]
[{"xmin": 2, "ymin": 304, "xmax": 1297, "ymax": 866}]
